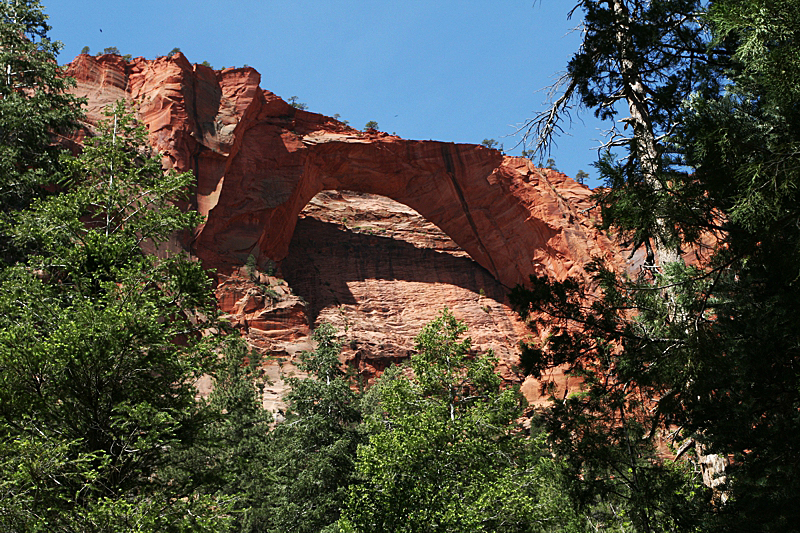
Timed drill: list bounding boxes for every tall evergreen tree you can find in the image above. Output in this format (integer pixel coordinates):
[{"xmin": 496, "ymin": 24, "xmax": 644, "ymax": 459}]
[
  {"xmin": 514, "ymin": 1, "xmax": 800, "ymax": 531},
  {"xmin": 523, "ymin": 0, "xmax": 726, "ymax": 264},
  {"xmin": 168, "ymin": 337, "xmax": 274, "ymax": 533},
  {"xmin": 669, "ymin": 1, "xmax": 800, "ymax": 528},
  {"xmin": 0, "ymin": 0, "xmax": 83, "ymax": 264},
  {"xmin": 0, "ymin": 102, "xmax": 231, "ymax": 531},
  {"xmin": 260, "ymin": 323, "xmax": 363, "ymax": 533}
]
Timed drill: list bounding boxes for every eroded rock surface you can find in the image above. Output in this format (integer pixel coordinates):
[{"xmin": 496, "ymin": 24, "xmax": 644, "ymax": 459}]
[
  {"xmin": 66, "ymin": 53, "xmax": 628, "ymax": 404},
  {"xmin": 282, "ymin": 191, "xmax": 531, "ymax": 383},
  {"xmin": 67, "ymin": 53, "xmax": 619, "ymax": 286}
]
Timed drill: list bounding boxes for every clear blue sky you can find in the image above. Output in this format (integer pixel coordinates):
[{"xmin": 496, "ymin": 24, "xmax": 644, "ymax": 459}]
[{"xmin": 45, "ymin": 1, "xmax": 608, "ymax": 188}]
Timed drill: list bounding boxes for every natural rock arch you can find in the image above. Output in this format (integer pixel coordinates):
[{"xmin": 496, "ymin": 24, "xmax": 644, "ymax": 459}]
[
  {"xmin": 194, "ymin": 132, "xmax": 569, "ymax": 289},
  {"xmin": 67, "ymin": 54, "xmax": 617, "ymax": 289}
]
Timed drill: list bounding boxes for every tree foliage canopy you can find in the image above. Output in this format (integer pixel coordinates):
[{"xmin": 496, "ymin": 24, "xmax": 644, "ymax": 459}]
[
  {"xmin": 3, "ymin": 1, "xmax": 800, "ymax": 531},
  {"xmin": 341, "ymin": 310, "xmax": 585, "ymax": 533},
  {"xmin": 513, "ymin": 1, "xmax": 800, "ymax": 531},
  {"xmin": 0, "ymin": 96, "xmax": 235, "ymax": 529},
  {"xmin": 0, "ymin": 0, "xmax": 83, "ymax": 264}
]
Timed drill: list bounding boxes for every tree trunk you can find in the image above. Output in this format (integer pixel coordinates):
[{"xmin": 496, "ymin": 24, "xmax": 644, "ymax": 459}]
[{"xmin": 610, "ymin": 0, "xmax": 681, "ymax": 266}]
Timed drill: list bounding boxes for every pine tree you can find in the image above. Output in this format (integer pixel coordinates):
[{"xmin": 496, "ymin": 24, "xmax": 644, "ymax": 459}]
[
  {"xmin": 168, "ymin": 337, "xmax": 273, "ymax": 533},
  {"xmin": 669, "ymin": 1, "xmax": 800, "ymax": 528},
  {"xmin": 260, "ymin": 323, "xmax": 363, "ymax": 533},
  {"xmin": 523, "ymin": 0, "xmax": 727, "ymax": 265},
  {"xmin": 513, "ymin": 1, "xmax": 800, "ymax": 531}
]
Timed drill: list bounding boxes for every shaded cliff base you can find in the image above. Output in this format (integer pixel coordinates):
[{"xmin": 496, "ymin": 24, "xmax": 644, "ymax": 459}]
[{"xmin": 217, "ymin": 190, "xmax": 570, "ymax": 409}]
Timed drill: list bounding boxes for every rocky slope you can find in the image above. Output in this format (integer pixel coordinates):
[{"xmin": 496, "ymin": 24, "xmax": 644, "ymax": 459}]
[{"xmin": 65, "ymin": 52, "xmax": 630, "ymax": 405}]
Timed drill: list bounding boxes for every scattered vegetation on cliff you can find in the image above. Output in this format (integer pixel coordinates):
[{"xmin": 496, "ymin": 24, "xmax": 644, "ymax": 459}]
[
  {"xmin": 332, "ymin": 112, "xmax": 350, "ymax": 125},
  {"xmin": 288, "ymin": 95, "xmax": 308, "ymax": 110}
]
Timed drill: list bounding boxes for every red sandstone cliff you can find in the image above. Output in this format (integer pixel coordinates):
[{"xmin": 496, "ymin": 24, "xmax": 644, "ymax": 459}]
[{"xmin": 65, "ymin": 53, "xmax": 628, "ymax": 404}]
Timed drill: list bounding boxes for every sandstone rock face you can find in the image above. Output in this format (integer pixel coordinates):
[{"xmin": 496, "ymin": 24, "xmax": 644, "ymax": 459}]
[
  {"xmin": 66, "ymin": 53, "xmax": 619, "ymax": 287},
  {"xmin": 283, "ymin": 190, "xmax": 532, "ymax": 383},
  {"xmin": 66, "ymin": 54, "xmax": 626, "ymax": 404}
]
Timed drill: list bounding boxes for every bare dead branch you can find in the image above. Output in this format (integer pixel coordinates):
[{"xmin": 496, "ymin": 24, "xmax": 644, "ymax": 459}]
[{"xmin": 513, "ymin": 72, "xmax": 578, "ymax": 159}]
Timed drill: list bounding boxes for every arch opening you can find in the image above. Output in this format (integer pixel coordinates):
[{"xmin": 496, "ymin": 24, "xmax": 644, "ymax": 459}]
[{"xmin": 279, "ymin": 189, "xmax": 530, "ymax": 377}]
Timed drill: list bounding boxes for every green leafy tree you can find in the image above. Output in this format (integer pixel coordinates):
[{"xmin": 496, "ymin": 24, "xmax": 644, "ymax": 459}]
[
  {"xmin": 0, "ymin": 102, "xmax": 230, "ymax": 530},
  {"xmin": 363, "ymin": 120, "xmax": 378, "ymax": 131},
  {"xmin": 256, "ymin": 323, "xmax": 363, "ymax": 533},
  {"xmin": 481, "ymin": 138, "xmax": 498, "ymax": 149},
  {"xmin": 100, "ymin": 46, "xmax": 120, "ymax": 56},
  {"xmin": 0, "ymin": 0, "xmax": 83, "ymax": 263},
  {"xmin": 80, "ymin": 45, "xmax": 90, "ymax": 55},
  {"xmin": 167, "ymin": 47, "xmax": 181, "ymax": 58},
  {"xmin": 575, "ymin": 169, "xmax": 589, "ymax": 184},
  {"xmin": 340, "ymin": 310, "xmax": 585, "ymax": 533}
]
